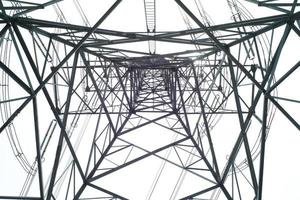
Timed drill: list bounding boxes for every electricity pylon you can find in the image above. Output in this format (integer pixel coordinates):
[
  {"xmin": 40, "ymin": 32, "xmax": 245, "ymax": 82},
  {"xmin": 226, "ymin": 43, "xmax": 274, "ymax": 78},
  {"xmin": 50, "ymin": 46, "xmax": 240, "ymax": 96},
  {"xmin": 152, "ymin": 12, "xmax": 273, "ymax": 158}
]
[{"xmin": 0, "ymin": 0, "xmax": 300, "ymax": 199}]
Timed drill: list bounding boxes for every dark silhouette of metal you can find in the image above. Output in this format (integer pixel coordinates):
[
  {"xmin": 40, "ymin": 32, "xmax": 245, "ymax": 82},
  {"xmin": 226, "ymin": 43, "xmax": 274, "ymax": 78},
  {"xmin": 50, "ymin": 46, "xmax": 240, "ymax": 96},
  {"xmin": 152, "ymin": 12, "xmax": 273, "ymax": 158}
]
[{"xmin": 0, "ymin": 0, "xmax": 299, "ymax": 199}]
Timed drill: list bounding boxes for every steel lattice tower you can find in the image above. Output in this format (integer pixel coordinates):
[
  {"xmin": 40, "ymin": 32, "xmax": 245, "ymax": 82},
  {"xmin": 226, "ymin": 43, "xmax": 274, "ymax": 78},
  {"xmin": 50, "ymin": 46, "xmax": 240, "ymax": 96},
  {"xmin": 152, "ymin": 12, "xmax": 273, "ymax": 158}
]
[{"xmin": 0, "ymin": 0, "xmax": 300, "ymax": 199}]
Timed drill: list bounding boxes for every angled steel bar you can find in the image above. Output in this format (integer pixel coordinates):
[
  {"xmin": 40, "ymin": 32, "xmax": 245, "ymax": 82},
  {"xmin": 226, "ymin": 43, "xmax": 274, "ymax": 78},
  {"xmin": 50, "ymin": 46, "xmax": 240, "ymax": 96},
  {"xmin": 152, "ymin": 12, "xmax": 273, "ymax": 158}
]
[
  {"xmin": 46, "ymin": 52, "xmax": 79, "ymax": 200},
  {"xmin": 32, "ymin": 97, "xmax": 45, "ymax": 200},
  {"xmin": 175, "ymin": 0, "xmax": 296, "ymax": 95},
  {"xmin": 191, "ymin": 63, "xmax": 221, "ymax": 178},
  {"xmin": 0, "ymin": 0, "xmax": 7, "ymax": 15},
  {"xmin": 267, "ymin": 60, "xmax": 300, "ymax": 93},
  {"xmin": 0, "ymin": 196, "xmax": 40, "ymax": 200},
  {"xmin": 227, "ymin": 51, "xmax": 258, "ymax": 193},
  {"xmin": 12, "ymin": 24, "xmax": 87, "ymax": 200},
  {"xmin": 73, "ymin": 113, "xmax": 132, "ymax": 199},
  {"xmin": 88, "ymin": 183, "xmax": 128, "ymax": 200},
  {"xmin": 175, "ymin": 70, "xmax": 232, "ymax": 199},
  {"xmin": 13, "ymin": 0, "xmax": 63, "ymax": 17},
  {"xmin": 115, "ymin": 67, "xmax": 132, "ymax": 110},
  {"xmin": 83, "ymin": 36, "xmax": 215, "ymax": 47},
  {"xmin": 116, "ymin": 137, "xmax": 214, "ymax": 182},
  {"xmin": 221, "ymin": 21, "xmax": 292, "ymax": 184},
  {"xmin": 267, "ymin": 94, "xmax": 300, "ymax": 130},
  {"xmin": 245, "ymin": 0, "xmax": 290, "ymax": 13},
  {"xmin": 180, "ymin": 184, "xmax": 220, "ymax": 200},
  {"xmin": 256, "ymin": 97, "xmax": 268, "ymax": 200},
  {"xmin": 0, "ymin": 22, "xmax": 9, "ymax": 38},
  {"xmin": 0, "ymin": 0, "xmax": 122, "ymax": 133},
  {"xmin": 14, "ymin": 0, "xmax": 122, "ymax": 73},
  {"xmin": 0, "ymin": 60, "xmax": 32, "ymax": 94},
  {"xmin": 87, "ymin": 183, "xmax": 129, "ymax": 200},
  {"xmin": 120, "ymin": 113, "xmax": 173, "ymax": 135},
  {"xmin": 173, "ymin": 3, "xmax": 296, "ymax": 195},
  {"xmin": 89, "ymin": 136, "xmax": 191, "ymax": 182},
  {"xmin": 81, "ymin": 52, "xmax": 117, "ymax": 134},
  {"xmin": 13, "ymin": 12, "xmax": 288, "ymax": 46}
]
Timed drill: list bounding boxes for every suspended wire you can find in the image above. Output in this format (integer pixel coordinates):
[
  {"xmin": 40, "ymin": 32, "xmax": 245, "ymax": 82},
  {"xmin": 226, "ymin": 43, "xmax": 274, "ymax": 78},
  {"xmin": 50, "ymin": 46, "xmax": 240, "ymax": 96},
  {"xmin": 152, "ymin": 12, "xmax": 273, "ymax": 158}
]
[{"xmin": 0, "ymin": 3, "xmax": 33, "ymax": 175}]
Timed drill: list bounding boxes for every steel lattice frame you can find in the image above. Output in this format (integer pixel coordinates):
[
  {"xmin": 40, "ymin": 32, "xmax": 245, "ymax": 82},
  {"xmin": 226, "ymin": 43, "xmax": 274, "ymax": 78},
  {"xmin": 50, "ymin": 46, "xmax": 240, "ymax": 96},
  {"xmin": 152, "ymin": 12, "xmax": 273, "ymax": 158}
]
[{"xmin": 0, "ymin": 0, "xmax": 300, "ymax": 199}]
